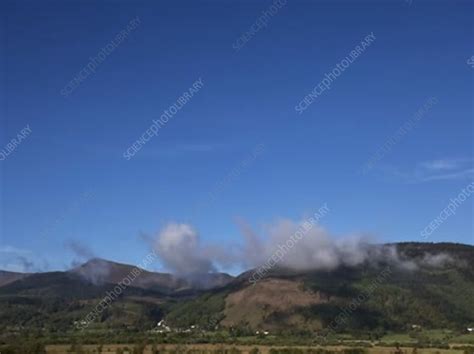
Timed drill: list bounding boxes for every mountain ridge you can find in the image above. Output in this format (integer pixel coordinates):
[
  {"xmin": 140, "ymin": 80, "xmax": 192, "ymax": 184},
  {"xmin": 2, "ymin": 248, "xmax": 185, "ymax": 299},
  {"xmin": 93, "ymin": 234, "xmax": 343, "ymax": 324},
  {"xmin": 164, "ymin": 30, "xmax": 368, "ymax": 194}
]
[
  {"xmin": 0, "ymin": 257, "xmax": 235, "ymax": 293},
  {"xmin": 1, "ymin": 242, "xmax": 473, "ymax": 335}
]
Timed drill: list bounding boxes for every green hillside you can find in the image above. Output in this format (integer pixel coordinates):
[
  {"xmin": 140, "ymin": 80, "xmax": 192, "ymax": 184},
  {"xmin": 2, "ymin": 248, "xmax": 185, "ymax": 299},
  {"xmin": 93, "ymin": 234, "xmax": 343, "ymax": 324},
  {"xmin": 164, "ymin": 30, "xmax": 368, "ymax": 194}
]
[
  {"xmin": 0, "ymin": 242, "xmax": 473, "ymax": 341},
  {"xmin": 164, "ymin": 243, "xmax": 474, "ymax": 335}
]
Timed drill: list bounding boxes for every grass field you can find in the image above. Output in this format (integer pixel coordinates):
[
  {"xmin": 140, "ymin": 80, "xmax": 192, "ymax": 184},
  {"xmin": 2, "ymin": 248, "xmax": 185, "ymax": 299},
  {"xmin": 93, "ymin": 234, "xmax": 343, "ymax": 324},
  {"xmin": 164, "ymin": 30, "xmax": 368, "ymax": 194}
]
[
  {"xmin": 44, "ymin": 344, "xmax": 472, "ymax": 354},
  {"xmin": 4, "ymin": 331, "xmax": 473, "ymax": 353}
]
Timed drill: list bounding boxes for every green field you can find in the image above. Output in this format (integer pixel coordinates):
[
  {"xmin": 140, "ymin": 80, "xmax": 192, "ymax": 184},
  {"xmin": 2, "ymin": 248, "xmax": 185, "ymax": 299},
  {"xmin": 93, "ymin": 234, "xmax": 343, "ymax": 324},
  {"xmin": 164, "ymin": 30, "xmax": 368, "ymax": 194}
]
[
  {"xmin": 1, "ymin": 331, "xmax": 474, "ymax": 354},
  {"xmin": 41, "ymin": 343, "xmax": 473, "ymax": 354}
]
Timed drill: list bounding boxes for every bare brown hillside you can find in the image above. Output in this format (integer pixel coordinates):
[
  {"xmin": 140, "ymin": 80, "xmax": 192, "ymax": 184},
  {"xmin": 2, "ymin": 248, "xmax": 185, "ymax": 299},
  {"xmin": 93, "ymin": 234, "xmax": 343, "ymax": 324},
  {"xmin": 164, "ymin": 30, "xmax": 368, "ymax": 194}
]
[{"xmin": 222, "ymin": 278, "xmax": 328, "ymax": 330}]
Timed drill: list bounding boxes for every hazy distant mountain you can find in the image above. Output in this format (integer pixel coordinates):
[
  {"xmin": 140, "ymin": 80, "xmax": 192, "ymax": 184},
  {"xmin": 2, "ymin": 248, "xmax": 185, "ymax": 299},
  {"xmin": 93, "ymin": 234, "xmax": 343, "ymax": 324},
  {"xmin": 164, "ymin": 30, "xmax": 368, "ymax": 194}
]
[
  {"xmin": 69, "ymin": 258, "xmax": 188, "ymax": 293},
  {"xmin": 69, "ymin": 258, "xmax": 234, "ymax": 291},
  {"xmin": 0, "ymin": 258, "xmax": 234, "ymax": 295}
]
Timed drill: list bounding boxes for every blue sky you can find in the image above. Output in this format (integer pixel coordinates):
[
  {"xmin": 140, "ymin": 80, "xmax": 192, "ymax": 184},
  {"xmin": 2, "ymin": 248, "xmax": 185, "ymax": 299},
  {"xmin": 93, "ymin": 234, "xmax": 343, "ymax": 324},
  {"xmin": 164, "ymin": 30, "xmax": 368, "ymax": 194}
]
[{"xmin": 0, "ymin": 0, "xmax": 472, "ymax": 273}]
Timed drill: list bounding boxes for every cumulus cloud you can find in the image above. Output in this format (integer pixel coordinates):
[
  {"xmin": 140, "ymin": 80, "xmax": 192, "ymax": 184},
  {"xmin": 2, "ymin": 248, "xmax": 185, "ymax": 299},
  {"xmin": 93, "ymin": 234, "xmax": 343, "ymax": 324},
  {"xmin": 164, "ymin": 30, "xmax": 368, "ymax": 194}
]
[
  {"xmin": 243, "ymin": 219, "xmax": 374, "ymax": 271},
  {"xmin": 151, "ymin": 219, "xmax": 389, "ymax": 274},
  {"xmin": 150, "ymin": 218, "xmax": 459, "ymax": 276},
  {"xmin": 239, "ymin": 220, "xmax": 440, "ymax": 272},
  {"xmin": 153, "ymin": 223, "xmax": 216, "ymax": 274}
]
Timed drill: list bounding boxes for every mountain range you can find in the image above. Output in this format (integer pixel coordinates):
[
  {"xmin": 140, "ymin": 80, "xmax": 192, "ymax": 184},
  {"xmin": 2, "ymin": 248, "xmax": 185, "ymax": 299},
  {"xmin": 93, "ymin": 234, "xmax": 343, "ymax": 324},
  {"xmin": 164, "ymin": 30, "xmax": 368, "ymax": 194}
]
[{"xmin": 1, "ymin": 242, "xmax": 473, "ymax": 335}]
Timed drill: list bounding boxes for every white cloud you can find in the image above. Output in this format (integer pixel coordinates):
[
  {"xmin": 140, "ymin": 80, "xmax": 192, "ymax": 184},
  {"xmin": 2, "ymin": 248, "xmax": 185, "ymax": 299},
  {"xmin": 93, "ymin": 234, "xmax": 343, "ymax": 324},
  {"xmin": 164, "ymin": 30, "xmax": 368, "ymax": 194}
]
[
  {"xmin": 420, "ymin": 159, "xmax": 465, "ymax": 171},
  {"xmin": 153, "ymin": 223, "xmax": 216, "ymax": 274},
  {"xmin": 384, "ymin": 158, "xmax": 474, "ymax": 183},
  {"xmin": 415, "ymin": 158, "xmax": 473, "ymax": 182},
  {"xmin": 150, "ymin": 220, "xmax": 399, "ymax": 274}
]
